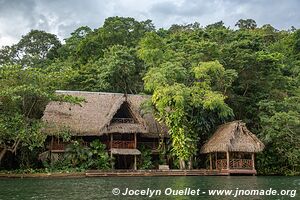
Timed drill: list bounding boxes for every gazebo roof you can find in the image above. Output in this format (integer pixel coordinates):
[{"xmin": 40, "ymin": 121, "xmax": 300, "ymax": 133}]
[{"xmin": 201, "ymin": 121, "xmax": 265, "ymax": 153}]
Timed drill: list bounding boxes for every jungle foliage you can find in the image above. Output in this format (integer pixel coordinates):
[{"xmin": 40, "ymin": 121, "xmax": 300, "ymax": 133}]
[{"xmin": 0, "ymin": 17, "xmax": 299, "ymax": 174}]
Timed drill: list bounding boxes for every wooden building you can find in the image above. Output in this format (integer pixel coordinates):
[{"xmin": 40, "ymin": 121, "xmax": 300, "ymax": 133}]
[
  {"xmin": 42, "ymin": 91, "xmax": 167, "ymax": 170},
  {"xmin": 201, "ymin": 121, "xmax": 264, "ymax": 175}
]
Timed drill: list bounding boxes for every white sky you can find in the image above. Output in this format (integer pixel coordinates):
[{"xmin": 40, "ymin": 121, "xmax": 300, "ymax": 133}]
[{"xmin": 0, "ymin": 0, "xmax": 299, "ymax": 47}]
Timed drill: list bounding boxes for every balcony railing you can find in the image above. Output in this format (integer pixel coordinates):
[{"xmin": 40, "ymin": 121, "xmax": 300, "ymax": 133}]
[
  {"xmin": 51, "ymin": 143, "xmax": 66, "ymax": 150},
  {"xmin": 230, "ymin": 159, "xmax": 253, "ymax": 169},
  {"xmin": 216, "ymin": 159, "xmax": 253, "ymax": 170},
  {"xmin": 216, "ymin": 159, "xmax": 227, "ymax": 170},
  {"xmin": 108, "ymin": 140, "xmax": 135, "ymax": 149},
  {"xmin": 111, "ymin": 118, "xmax": 135, "ymax": 124}
]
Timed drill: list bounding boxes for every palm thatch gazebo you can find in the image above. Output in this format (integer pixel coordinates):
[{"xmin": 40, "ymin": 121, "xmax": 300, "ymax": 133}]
[{"xmin": 201, "ymin": 121, "xmax": 264, "ymax": 175}]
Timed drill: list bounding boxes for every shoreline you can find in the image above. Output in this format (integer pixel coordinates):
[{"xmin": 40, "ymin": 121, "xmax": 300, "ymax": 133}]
[
  {"xmin": 0, "ymin": 169, "xmax": 257, "ymax": 178},
  {"xmin": 0, "ymin": 172, "xmax": 86, "ymax": 178}
]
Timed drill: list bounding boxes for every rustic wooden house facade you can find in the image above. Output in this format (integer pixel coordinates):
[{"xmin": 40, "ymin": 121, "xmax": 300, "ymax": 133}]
[
  {"xmin": 201, "ymin": 121, "xmax": 265, "ymax": 175},
  {"xmin": 42, "ymin": 91, "xmax": 166, "ymax": 170}
]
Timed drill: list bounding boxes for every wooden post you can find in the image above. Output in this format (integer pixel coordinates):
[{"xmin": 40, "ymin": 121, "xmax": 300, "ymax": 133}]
[
  {"xmin": 110, "ymin": 151, "xmax": 113, "ymax": 169},
  {"xmin": 110, "ymin": 133, "xmax": 113, "ymax": 149},
  {"xmin": 215, "ymin": 152, "xmax": 218, "ymax": 170},
  {"xmin": 134, "ymin": 133, "xmax": 137, "ymax": 149},
  {"xmin": 50, "ymin": 136, "xmax": 54, "ymax": 151},
  {"xmin": 226, "ymin": 151, "xmax": 230, "ymax": 170},
  {"xmin": 252, "ymin": 153, "xmax": 255, "ymax": 170},
  {"xmin": 50, "ymin": 136, "xmax": 54, "ymax": 165},
  {"xmin": 133, "ymin": 133, "xmax": 137, "ymax": 170},
  {"xmin": 110, "ymin": 134, "xmax": 113, "ymax": 169},
  {"xmin": 209, "ymin": 153, "xmax": 212, "ymax": 171},
  {"xmin": 134, "ymin": 155, "xmax": 137, "ymax": 170}
]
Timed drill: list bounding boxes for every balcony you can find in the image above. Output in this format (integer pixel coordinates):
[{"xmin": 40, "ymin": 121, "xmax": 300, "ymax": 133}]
[
  {"xmin": 216, "ymin": 159, "xmax": 253, "ymax": 170},
  {"xmin": 51, "ymin": 143, "xmax": 66, "ymax": 151},
  {"xmin": 108, "ymin": 140, "xmax": 135, "ymax": 149},
  {"xmin": 111, "ymin": 118, "xmax": 135, "ymax": 124}
]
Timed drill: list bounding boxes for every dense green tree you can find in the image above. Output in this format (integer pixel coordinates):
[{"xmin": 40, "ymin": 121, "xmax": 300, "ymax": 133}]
[
  {"xmin": 206, "ymin": 21, "xmax": 226, "ymax": 30},
  {"xmin": 293, "ymin": 29, "xmax": 300, "ymax": 55},
  {"xmin": 138, "ymin": 32, "xmax": 166, "ymax": 67},
  {"xmin": 102, "ymin": 16, "xmax": 155, "ymax": 46},
  {"xmin": 58, "ymin": 26, "xmax": 92, "ymax": 59},
  {"xmin": 168, "ymin": 22, "xmax": 201, "ymax": 33},
  {"xmin": 0, "ymin": 45, "xmax": 16, "ymax": 65},
  {"xmin": 257, "ymin": 96, "xmax": 300, "ymax": 175},
  {"xmin": 143, "ymin": 62, "xmax": 187, "ymax": 92},
  {"xmin": 75, "ymin": 17, "xmax": 155, "ymax": 64},
  {"xmin": 97, "ymin": 45, "xmax": 143, "ymax": 93},
  {"xmin": 0, "ymin": 30, "xmax": 61, "ymax": 68},
  {"xmin": 71, "ymin": 45, "xmax": 144, "ymax": 93},
  {"xmin": 0, "ymin": 65, "xmax": 81, "ymax": 164},
  {"xmin": 235, "ymin": 19, "xmax": 257, "ymax": 30},
  {"xmin": 147, "ymin": 61, "xmax": 235, "ymax": 169},
  {"xmin": 0, "ymin": 65, "xmax": 49, "ymax": 163}
]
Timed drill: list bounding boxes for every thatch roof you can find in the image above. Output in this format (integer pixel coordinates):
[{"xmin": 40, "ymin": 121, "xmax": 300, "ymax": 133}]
[
  {"xmin": 201, "ymin": 121, "xmax": 264, "ymax": 153},
  {"xmin": 42, "ymin": 91, "xmax": 165, "ymax": 138}
]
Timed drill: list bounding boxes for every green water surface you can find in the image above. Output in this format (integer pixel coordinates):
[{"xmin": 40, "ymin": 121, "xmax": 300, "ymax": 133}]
[{"xmin": 0, "ymin": 176, "xmax": 299, "ymax": 200}]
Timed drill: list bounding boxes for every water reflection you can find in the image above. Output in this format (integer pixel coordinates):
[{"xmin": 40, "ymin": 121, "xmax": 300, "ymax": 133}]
[{"xmin": 0, "ymin": 176, "xmax": 298, "ymax": 200}]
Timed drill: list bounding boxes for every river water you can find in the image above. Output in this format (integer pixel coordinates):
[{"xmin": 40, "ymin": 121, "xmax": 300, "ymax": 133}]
[{"xmin": 0, "ymin": 176, "xmax": 299, "ymax": 200}]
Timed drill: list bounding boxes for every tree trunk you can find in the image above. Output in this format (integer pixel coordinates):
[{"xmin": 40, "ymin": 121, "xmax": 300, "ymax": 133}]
[
  {"xmin": 0, "ymin": 148, "xmax": 7, "ymax": 165},
  {"xmin": 179, "ymin": 158, "xmax": 186, "ymax": 170}
]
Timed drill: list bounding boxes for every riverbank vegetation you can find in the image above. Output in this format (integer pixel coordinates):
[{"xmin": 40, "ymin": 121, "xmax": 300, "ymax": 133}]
[{"xmin": 0, "ymin": 17, "xmax": 299, "ymax": 175}]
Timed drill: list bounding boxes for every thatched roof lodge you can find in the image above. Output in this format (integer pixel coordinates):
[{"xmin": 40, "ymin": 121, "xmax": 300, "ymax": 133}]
[
  {"xmin": 42, "ymin": 90, "xmax": 167, "ymax": 170},
  {"xmin": 201, "ymin": 121, "xmax": 264, "ymax": 175}
]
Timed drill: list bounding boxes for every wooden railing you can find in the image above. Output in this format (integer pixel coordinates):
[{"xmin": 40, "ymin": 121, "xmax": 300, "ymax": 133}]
[
  {"xmin": 51, "ymin": 140, "xmax": 136, "ymax": 150},
  {"xmin": 111, "ymin": 118, "xmax": 135, "ymax": 124},
  {"xmin": 230, "ymin": 159, "xmax": 253, "ymax": 169},
  {"xmin": 216, "ymin": 159, "xmax": 253, "ymax": 170},
  {"xmin": 108, "ymin": 140, "xmax": 135, "ymax": 149},
  {"xmin": 51, "ymin": 143, "xmax": 65, "ymax": 150},
  {"xmin": 216, "ymin": 159, "xmax": 227, "ymax": 170}
]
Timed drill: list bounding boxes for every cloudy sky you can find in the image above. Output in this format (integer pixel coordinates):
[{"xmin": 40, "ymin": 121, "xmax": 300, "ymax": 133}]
[{"xmin": 0, "ymin": 0, "xmax": 299, "ymax": 47}]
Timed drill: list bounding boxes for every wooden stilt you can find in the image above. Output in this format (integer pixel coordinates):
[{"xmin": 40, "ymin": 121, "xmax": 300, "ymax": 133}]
[
  {"xmin": 110, "ymin": 152, "xmax": 113, "ymax": 169},
  {"xmin": 252, "ymin": 153, "xmax": 255, "ymax": 170},
  {"xmin": 134, "ymin": 133, "xmax": 137, "ymax": 149},
  {"xmin": 209, "ymin": 153, "xmax": 212, "ymax": 170},
  {"xmin": 215, "ymin": 152, "xmax": 218, "ymax": 170},
  {"xmin": 226, "ymin": 151, "xmax": 230, "ymax": 170},
  {"xmin": 110, "ymin": 134, "xmax": 113, "ymax": 149},
  {"xmin": 134, "ymin": 133, "xmax": 137, "ymax": 170},
  {"xmin": 134, "ymin": 155, "xmax": 137, "ymax": 170},
  {"xmin": 110, "ymin": 134, "xmax": 113, "ymax": 169},
  {"xmin": 51, "ymin": 136, "xmax": 54, "ymax": 151}
]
